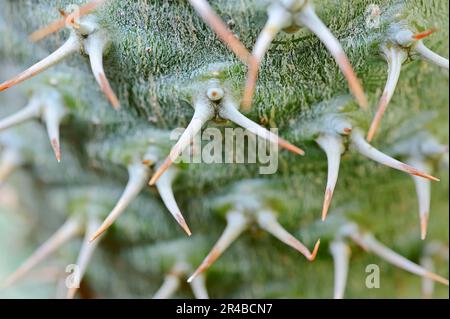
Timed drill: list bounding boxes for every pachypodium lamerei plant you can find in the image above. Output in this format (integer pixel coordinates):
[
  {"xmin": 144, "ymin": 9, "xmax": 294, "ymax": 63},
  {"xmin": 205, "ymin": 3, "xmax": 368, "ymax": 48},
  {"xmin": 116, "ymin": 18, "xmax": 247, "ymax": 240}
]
[{"xmin": 0, "ymin": 0, "xmax": 448, "ymax": 299}]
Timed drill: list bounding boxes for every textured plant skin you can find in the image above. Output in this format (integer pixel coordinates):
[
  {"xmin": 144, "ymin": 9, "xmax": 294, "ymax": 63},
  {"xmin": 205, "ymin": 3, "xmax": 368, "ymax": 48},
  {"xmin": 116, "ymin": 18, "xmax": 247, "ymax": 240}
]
[{"xmin": 0, "ymin": 0, "xmax": 448, "ymax": 298}]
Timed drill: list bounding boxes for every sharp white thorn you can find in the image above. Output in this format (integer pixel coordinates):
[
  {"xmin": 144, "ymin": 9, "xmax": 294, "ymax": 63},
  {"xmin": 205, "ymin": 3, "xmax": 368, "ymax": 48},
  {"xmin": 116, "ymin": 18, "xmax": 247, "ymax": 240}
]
[
  {"xmin": 407, "ymin": 157, "xmax": 431, "ymax": 240},
  {"xmin": 90, "ymin": 163, "xmax": 151, "ymax": 241},
  {"xmin": 415, "ymin": 41, "xmax": 449, "ymax": 70},
  {"xmin": 84, "ymin": 31, "xmax": 120, "ymax": 110},
  {"xmin": 190, "ymin": 273, "xmax": 209, "ymax": 299},
  {"xmin": 0, "ymin": 149, "xmax": 23, "ymax": 184},
  {"xmin": 155, "ymin": 166, "xmax": 192, "ymax": 236},
  {"xmin": 242, "ymin": 3, "xmax": 291, "ymax": 109},
  {"xmin": 187, "ymin": 211, "xmax": 248, "ymax": 283},
  {"xmin": 0, "ymin": 99, "xmax": 41, "ymax": 132},
  {"xmin": 0, "ymin": 33, "xmax": 80, "ymax": 91},
  {"xmin": 152, "ymin": 274, "xmax": 180, "ymax": 299},
  {"xmin": 257, "ymin": 210, "xmax": 320, "ymax": 261},
  {"xmin": 329, "ymin": 239, "xmax": 351, "ymax": 299},
  {"xmin": 350, "ymin": 129, "xmax": 439, "ymax": 181},
  {"xmin": 295, "ymin": 4, "xmax": 367, "ymax": 109},
  {"xmin": 187, "ymin": 0, "xmax": 250, "ymax": 63},
  {"xmin": 152, "ymin": 261, "xmax": 189, "ymax": 299},
  {"xmin": 316, "ymin": 134, "xmax": 344, "ymax": 221},
  {"xmin": 254, "ymin": 4, "xmax": 291, "ymax": 62},
  {"xmin": 351, "ymin": 232, "xmax": 449, "ymax": 285},
  {"xmin": 149, "ymin": 101, "xmax": 213, "ymax": 185},
  {"xmin": 421, "ymin": 140, "xmax": 448, "ymax": 157},
  {"xmin": 2, "ymin": 217, "xmax": 82, "ymax": 288},
  {"xmin": 219, "ymin": 99, "xmax": 304, "ymax": 155},
  {"xmin": 43, "ymin": 92, "xmax": 67, "ymax": 162},
  {"xmin": 440, "ymin": 153, "xmax": 449, "ymax": 170},
  {"xmin": 367, "ymin": 46, "xmax": 407, "ymax": 142},
  {"xmin": 420, "ymin": 256, "xmax": 435, "ymax": 299},
  {"xmin": 66, "ymin": 216, "xmax": 102, "ymax": 299}
]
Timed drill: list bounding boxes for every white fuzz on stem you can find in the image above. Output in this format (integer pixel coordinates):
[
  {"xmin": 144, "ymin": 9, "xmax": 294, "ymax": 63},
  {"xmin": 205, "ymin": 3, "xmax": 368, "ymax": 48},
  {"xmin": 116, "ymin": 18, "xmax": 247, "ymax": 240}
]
[
  {"xmin": 91, "ymin": 163, "xmax": 151, "ymax": 241},
  {"xmin": 295, "ymin": 4, "xmax": 367, "ymax": 109},
  {"xmin": 367, "ymin": 46, "xmax": 407, "ymax": 142},
  {"xmin": 350, "ymin": 129, "xmax": 439, "ymax": 182},
  {"xmin": 187, "ymin": 0, "xmax": 250, "ymax": 63},
  {"xmin": 316, "ymin": 134, "xmax": 344, "ymax": 221},
  {"xmin": 155, "ymin": 166, "xmax": 192, "ymax": 236},
  {"xmin": 187, "ymin": 211, "xmax": 248, "ymax": 283},
  {"xmin": 329, "ymin": 239, "xmax": 351, "ymax": 299},
  {"xmin": 2, "ymin": 217, "xmax": 82, "ymax": 288},
  {"xmin": 0, "ymin": 34, "xmax": 80, "ymax": 91},
  {"xmin": 256, "ymin": 210, "xmax": 320, "ymax": 261}
]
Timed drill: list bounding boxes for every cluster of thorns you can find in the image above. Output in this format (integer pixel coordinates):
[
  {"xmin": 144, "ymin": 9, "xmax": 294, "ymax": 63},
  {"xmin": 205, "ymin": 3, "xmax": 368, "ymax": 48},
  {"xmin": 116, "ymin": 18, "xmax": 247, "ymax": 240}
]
[{"xmin": 0, "ymin": 0, "xmax": 448, "ymax": 298}]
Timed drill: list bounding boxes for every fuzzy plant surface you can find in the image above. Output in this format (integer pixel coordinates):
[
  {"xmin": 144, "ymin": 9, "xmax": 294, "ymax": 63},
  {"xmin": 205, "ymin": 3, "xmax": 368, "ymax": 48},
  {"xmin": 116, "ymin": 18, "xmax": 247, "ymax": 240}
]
[{"xmin": 0, "ymin": 0, "xmax": 448, "ymax": 299}]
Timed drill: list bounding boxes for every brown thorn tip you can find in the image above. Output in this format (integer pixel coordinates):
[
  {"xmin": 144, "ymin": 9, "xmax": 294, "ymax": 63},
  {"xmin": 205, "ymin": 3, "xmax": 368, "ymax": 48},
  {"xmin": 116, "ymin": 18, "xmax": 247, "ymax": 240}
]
[
  {"xmin": 187, "ymin": 259, "xmax": 209, "ymax": 284},
  {"xmin": 178, "ymin": 216, "xmax": 192, "ymax": 236},
  {"xmin": 420, "ymin": 213, "xmax": 429, "ymax": 241},
  {"xmin": 404, "ymin": 165, "xmax": 440, "ymax": 182},
  {"xmin": 99, "ymin": 73, "xmax": 120, "ymax": 110},
  {"xmin": 413, "ymin": 28, "xmax": 437, "ymax": 40},
  {"xmin": 51, "ymin": 138, "xmax": 61, "ymax": 163},
  {"xmin": 321, "ymin": 189, "xmax": 333, "ymax": 221},
  {"xmin": 426, "ymin": 272, "xmax": 449, "ymax": 286},
  {"xmin": 309, "ymin": 239, "xmax": 321, "ymax": 261},
  {"xmin": 89, "ymin": 228, "xmax": 104, "ymax": 243},
  {"xmin": 0, "ymin": 79, "xmax": 20, "ymax": 92},
  {"xmin": 1, "ymin": 35, "xmax": 79, "ymax": 92},
  {"xmin": 90, "ymin": 222, "xmax": 108, "ymax": 242},
  {"xmin": 278, "ymin": 138, "xmax": 305, "ymax": 156}
]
